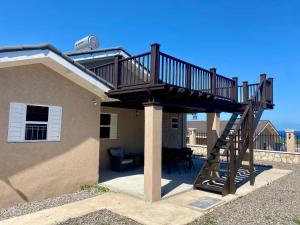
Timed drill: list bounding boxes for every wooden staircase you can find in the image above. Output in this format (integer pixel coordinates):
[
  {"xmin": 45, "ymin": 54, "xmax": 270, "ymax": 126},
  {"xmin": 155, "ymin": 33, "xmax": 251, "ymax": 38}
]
[{"xmin": 193, "ymin": 75, "xmax": 273, "ymax": 195}]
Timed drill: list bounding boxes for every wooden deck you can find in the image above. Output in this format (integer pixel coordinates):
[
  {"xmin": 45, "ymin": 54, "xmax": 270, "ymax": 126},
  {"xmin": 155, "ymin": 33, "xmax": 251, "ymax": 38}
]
[{"xmin": 91, "ymin": 43, "xmax": 273, "ymax": 113}]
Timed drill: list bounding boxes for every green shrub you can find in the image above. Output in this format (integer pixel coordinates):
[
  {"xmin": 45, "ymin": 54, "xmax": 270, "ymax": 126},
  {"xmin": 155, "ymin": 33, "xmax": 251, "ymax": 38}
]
[
  {"xmin": 80, "ymin": 184, "xmax": 109, "ymax": 193},
  {"xmin": 293, "ymin": 217, "xmax": 300, "ymax": 225},
  {"xmin": 203, "ymin": 215, "xmax": 217, "ymax": 225}
]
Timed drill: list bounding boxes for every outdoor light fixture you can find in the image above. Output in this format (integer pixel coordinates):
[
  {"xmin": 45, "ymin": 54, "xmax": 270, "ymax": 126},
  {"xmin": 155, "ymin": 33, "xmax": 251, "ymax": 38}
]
[
  {"xmin": 135, "ymin": 109, "xmax": 140, "ymax": 117},
  {"xmin": 91, "ymin": 98, "xmax": 98, "ymax": 106}
]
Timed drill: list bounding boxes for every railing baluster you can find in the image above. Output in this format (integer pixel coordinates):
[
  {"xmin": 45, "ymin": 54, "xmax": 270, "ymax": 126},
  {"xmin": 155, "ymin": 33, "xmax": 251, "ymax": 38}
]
[{"xmin": 210, "ymin": 68, "xmax": 217, "ymax": 95}]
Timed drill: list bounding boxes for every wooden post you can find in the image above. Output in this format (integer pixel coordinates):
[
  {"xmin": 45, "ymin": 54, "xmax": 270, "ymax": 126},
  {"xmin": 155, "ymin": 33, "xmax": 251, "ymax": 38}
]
[
  {"xmin": 210, "ymin": 68, "xmax": 217, "ymax": 95},
  {"xmin": 248, "ymin": 100, "xmax": 255, "ymax": 185},
  {"xmin": 113, "ymin": 55, "xmax": 122, "ymax": 88},
  {"xmin": 186, "ymin": 64, "xmax": 191, "ymax": 89},
  {"xmin": 243, "ymin": 81, "xmax": 248, "ymax": 102},
  {"xmin": 267, "ymin": 77, "xmax": 273, "ymax": 104},
  {"xmin": 229, "ymin": 135, "xmax": 236, "ymax": 193},
  {"xmin": 232, "ymin": 77, "xmax": 238, "ymax": 102},
  {"xmin": 150, "ymin": 43, "xmax": 160, "ymax": 85},
  {"xmin": 260, "ymin": 74, "xmax": 267, "ymax": 102}
]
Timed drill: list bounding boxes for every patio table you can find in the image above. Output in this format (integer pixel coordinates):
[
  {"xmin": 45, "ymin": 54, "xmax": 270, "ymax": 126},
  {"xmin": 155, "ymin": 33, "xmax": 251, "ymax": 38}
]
[{"xmin": 162, "ymin": 148, "xmax": 193, "ymax": 174}]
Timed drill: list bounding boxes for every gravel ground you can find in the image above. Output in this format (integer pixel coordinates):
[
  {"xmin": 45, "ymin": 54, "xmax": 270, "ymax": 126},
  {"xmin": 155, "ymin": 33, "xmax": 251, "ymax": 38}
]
[
  {"xmin": 57, "ymin": 209, "xmax": 142, "ymax": 225},
  {"xmin": 0, "ymin": 189, "xmax": 102, "ymax": 221},
  {"xmin": 190, "ymin": 162, "xmax": 300, "ymax": 225}
]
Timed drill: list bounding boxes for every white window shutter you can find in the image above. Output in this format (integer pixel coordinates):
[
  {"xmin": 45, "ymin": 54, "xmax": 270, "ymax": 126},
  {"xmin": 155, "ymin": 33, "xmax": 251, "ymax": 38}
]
[
  {"xmin": 47, "ymin": 106, "xmax": 62, "ymax": 141},
  {"xmin": 8, "ymin": 102, "xmax": 26, "ymax": 142},
  {"xmin": 110, "ymin": 113, "xmax": 118, "ymax": 139}
]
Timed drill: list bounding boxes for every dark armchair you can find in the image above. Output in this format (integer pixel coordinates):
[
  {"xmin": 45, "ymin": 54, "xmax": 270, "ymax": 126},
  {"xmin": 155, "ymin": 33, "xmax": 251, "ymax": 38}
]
[{"xmin": 108, "ymin": 148, "xmax": 135, "ymax": 172}]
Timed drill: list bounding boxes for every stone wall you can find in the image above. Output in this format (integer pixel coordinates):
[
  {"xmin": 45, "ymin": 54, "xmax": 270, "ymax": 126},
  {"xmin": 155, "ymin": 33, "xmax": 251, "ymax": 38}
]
[
  {"xmin": 253, "ymin": 149, "xmax": 300, "ymax": 164},
  {"xmin": 188, "ymin": 145, "xmax": 300, "ymax": 165}
]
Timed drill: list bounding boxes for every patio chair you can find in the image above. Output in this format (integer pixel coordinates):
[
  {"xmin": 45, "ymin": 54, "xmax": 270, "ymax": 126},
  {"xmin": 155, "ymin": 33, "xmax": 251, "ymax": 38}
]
[{"xmin": 108, "ymin": 148, "xmax": 135, "ymax": 172}]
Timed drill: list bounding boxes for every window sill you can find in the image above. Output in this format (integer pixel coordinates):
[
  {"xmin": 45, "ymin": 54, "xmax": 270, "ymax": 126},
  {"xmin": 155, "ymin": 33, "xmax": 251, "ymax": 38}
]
[{"xmin": 8, "ymin": 140, "xmax": 61, "ymax": 143}]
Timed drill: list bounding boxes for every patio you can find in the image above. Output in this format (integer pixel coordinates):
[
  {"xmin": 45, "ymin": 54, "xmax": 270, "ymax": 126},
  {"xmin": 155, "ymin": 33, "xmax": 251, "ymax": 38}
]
[
  {"xmin": 0, "ymin": 162, "xmax": 292, "ymax": 225},
  {"xmin": 100, "ymin": 156, "xmax": 272, "ymax": 199}
]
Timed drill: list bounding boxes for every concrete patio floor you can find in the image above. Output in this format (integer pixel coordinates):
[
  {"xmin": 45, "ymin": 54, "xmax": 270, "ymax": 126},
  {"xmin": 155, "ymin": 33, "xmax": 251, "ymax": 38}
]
[
  {"xmin": 100, "ymin": 157, "xmax": 204, "ymax": 199},
  {"xmin": 0, "ymin": 165, "xmax": 292, "ymax": 225},
  {"xmin": 100, "ymin": 157, "xmax": 273, "ymax": 200}
]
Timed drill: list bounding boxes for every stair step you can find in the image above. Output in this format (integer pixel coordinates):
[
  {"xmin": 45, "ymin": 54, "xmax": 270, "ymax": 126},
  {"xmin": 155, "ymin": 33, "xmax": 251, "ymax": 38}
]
[
  {"xmin": 202, "ymin": 167, "xmax": 228, "ymax": 173},
  {"xmin": 194, "ymin": 182, "xmax": 224, "ymax": 194},
  {"xmin": 207, "ymin": 160, "xmax": 221, "ymax": 165}
]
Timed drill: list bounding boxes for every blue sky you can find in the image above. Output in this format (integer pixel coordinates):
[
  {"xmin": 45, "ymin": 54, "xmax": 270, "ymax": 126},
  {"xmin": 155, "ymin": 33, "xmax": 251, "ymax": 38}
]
[{"xmin": 0, "ymin": 0, "xmax": 299, "ymax": 130}]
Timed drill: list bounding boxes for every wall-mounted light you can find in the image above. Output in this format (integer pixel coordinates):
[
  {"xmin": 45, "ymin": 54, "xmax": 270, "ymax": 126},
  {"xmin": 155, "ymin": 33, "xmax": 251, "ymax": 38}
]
[
  {"xmin": 91, "ymin": 98, "xmax": 98, "ymax": 106},
  {"xmin": 136, "ymin": 109, "xmax": 140, "ymax": 117}
]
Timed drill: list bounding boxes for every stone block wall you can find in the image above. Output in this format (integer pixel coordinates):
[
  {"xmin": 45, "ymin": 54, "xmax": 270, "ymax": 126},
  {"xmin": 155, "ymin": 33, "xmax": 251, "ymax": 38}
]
[{"xmin": 188, "ymin": 145, "xmax": 300, "ymax": 165}]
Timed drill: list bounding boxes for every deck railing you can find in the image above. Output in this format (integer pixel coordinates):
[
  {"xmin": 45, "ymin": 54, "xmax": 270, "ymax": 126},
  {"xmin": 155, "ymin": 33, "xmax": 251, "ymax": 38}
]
[
  {"xmin": 237, "ymin": 76, "xmax": 273, "ymax": 104},
  {"xmin": 91, "ymin": 43, "xmax": 273, "ymax": 104},
  {"xmin": 159, "ymin": 52, "xmax": 212, "ymax": 93},
  {"xmin": 90, "ymin": 62, "xmax": 115, "ymax": 84},
  {"xmin": 118, "ymin": 52, "xmax": 151, "ymax": 87}
]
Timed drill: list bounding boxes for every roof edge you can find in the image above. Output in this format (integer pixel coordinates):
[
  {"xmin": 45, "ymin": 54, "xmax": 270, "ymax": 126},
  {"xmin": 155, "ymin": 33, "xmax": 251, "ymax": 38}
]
[
  {"xmin": 65, "ymin": 46, "xmax": 131, "ymax": 57},
  {"xmin": 0, "ymin": 43, "xmax": 114, "ymax": 90}
]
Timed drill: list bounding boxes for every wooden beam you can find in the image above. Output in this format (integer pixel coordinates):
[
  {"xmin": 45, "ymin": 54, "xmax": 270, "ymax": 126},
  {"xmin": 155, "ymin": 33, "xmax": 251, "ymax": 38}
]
[{"xmin": 150, "ymin": 43, "xmax": 160, "ymax": 85}]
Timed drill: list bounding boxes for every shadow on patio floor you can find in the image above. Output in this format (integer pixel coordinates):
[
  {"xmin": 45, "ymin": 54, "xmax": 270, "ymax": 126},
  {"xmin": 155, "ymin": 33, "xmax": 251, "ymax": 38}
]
[{"xmin": 100, "ymin": 156, "xmax": 272, "ymax": 199}]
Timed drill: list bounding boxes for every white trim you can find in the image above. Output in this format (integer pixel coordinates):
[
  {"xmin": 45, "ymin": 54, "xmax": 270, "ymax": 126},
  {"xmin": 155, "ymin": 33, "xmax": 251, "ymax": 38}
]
[
  {"xmin": 100, "ymin": 113, "xmax": 118, "ymax": 139},
  {"xmin": 8, "ymin": 102, "xmax": 62, "ymax": 143},
  {"xmin": 69, "ymin": 50, "xmax": 129, "ymax": 62},
  {"xmin": 0, "ymin": 49, "xmax": 110, "ymax": 99}
]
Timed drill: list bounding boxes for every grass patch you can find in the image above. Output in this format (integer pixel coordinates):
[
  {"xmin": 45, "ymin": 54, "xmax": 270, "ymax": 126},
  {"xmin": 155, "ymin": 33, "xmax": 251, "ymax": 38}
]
[
  {"xmin": 293, "ymin": 217, "xmax": 300, "ymax": 225},
  {"xmin": 202, "ymin": 215, "xmax": 217, "ymax": 225},
  {"xmin": 80, "ymin": 184, "xmax": 109, "ymax": 193}
]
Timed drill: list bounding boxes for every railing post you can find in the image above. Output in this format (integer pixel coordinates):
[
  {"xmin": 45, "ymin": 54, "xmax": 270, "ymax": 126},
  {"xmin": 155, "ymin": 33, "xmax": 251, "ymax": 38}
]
[
  {"xmin": 232, "ymin": 77, "xmax": 238, "ymax": 102},
  {"xmin": 248, "ymin": 99, "xmax": 255, "ymax": 185},
  {"xmin": 260, "ymin": 73, "xmax": 267, "ymax": 102},
  {"xmin": 243, "ymin": 81, "xmax": 248, "ymax": 102},
  {"xmin": 113, "ymin": 55, "xmax": 122, "ymax": 88},
  {"xmin": 210, "ymin": 68, "xmax": 216, "ymax": 95},
  {"xmin": 186, "ymin": 64, "xmax": 191, "ymax": 89},
  {"xmin": 150, "ymin": 43, "xmax": 160, "ymax": 85},
  {"xmin": 267, "ymin": 77, "xmax": 273, "ymax": 104},
  {"xmin": 229, "ymin": 135, "xmax": 236, "ymax": 194}
]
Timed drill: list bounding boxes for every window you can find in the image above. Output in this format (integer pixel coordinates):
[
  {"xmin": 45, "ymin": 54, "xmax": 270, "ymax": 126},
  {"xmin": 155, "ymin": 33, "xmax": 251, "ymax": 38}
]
[
  {"xmin": 171, "ymin": 117, "xmax": 179, "ymax": 129},
  {"xmin": 100, "ymin": 113, "xmax": 117, "ymax": 139},
  {"xmin": 25, "ymin": 105, "xmax": 49, "ymax": 140},
  {"xmin": 8, "ymin": 103, "xmax": 62, "ymax": 142}
]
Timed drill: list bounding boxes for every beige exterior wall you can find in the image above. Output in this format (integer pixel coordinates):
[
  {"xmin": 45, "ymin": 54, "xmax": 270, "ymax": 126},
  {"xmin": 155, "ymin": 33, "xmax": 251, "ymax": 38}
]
[
  {"xmin": 0, "ymin": 64, "xmax": 101, "ymax": 208},
  {"xmin": 162, "ymin": 113, "xmax": 185, "ymax": 149},
  {"xmin": 100, "ymin": 107, "xmax": 185, "ymax": 170},
  {"xmin": 100, "ymin": 107, "xmax": 145, "ymax": 170}
]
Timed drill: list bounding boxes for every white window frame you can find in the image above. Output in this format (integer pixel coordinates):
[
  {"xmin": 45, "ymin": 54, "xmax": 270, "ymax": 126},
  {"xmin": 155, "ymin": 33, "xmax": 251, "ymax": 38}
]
[
  {"xmin": 171, "ymin": 117, "xmax": 179, "ymax": 129},
  {"xmin": 100, "ymin": 113, "xmax": 117, "ymax": 139},
  {"xmin": 8, "ymin": 102, "xmax": 62, "ymax": 143}
]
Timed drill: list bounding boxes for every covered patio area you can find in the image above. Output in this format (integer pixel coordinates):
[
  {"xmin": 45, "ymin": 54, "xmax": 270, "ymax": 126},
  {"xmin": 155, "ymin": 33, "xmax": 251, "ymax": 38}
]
[
  {"xmin": 100, "ymin": 157, "xmax": 203, "ymax": 199},
  {"xmin": 100, "ymin": 156, "xmax": 272, "ymax": 200}
]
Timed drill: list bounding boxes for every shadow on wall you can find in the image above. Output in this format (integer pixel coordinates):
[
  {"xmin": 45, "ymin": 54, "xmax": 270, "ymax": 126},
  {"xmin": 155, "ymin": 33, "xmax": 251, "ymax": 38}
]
[
  {"xmin": 0, "ymin": 137, "xmax": 99, "ymax": 205},
  {"xmin": 0, "ymin": 64, "xmax": 101, "ymax": 207}
]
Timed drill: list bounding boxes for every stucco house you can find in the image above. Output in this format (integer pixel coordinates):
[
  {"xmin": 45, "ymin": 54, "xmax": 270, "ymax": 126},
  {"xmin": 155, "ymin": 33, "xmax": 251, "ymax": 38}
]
[
  {"xmin": 0, "ymin": 37, "xmax": 273, "ymax": 208},
  {"xmin": 187, "ymin": 120, "xmax": 282, "ymax": 150}
]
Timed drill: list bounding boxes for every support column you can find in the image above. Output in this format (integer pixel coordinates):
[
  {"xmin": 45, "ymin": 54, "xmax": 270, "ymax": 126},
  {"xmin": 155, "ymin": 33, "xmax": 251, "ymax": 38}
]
[
  {"xmin": 144, "ymin": 103, "xmax": 162, "ymax": 202},
  {"xmin": 286, "ymin": 129, "xmax": 296, "ymax": 152},
  {"xmin": 189, "ymin": 128, "xmax": 197, "ymax": 145},
  {"xmin": 206, "ymin": 113, "xmax": 221, "ymax": 155},
  {"xmin": 207, "ymin": 113, "xmax": 221, "ymax": 177}
]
